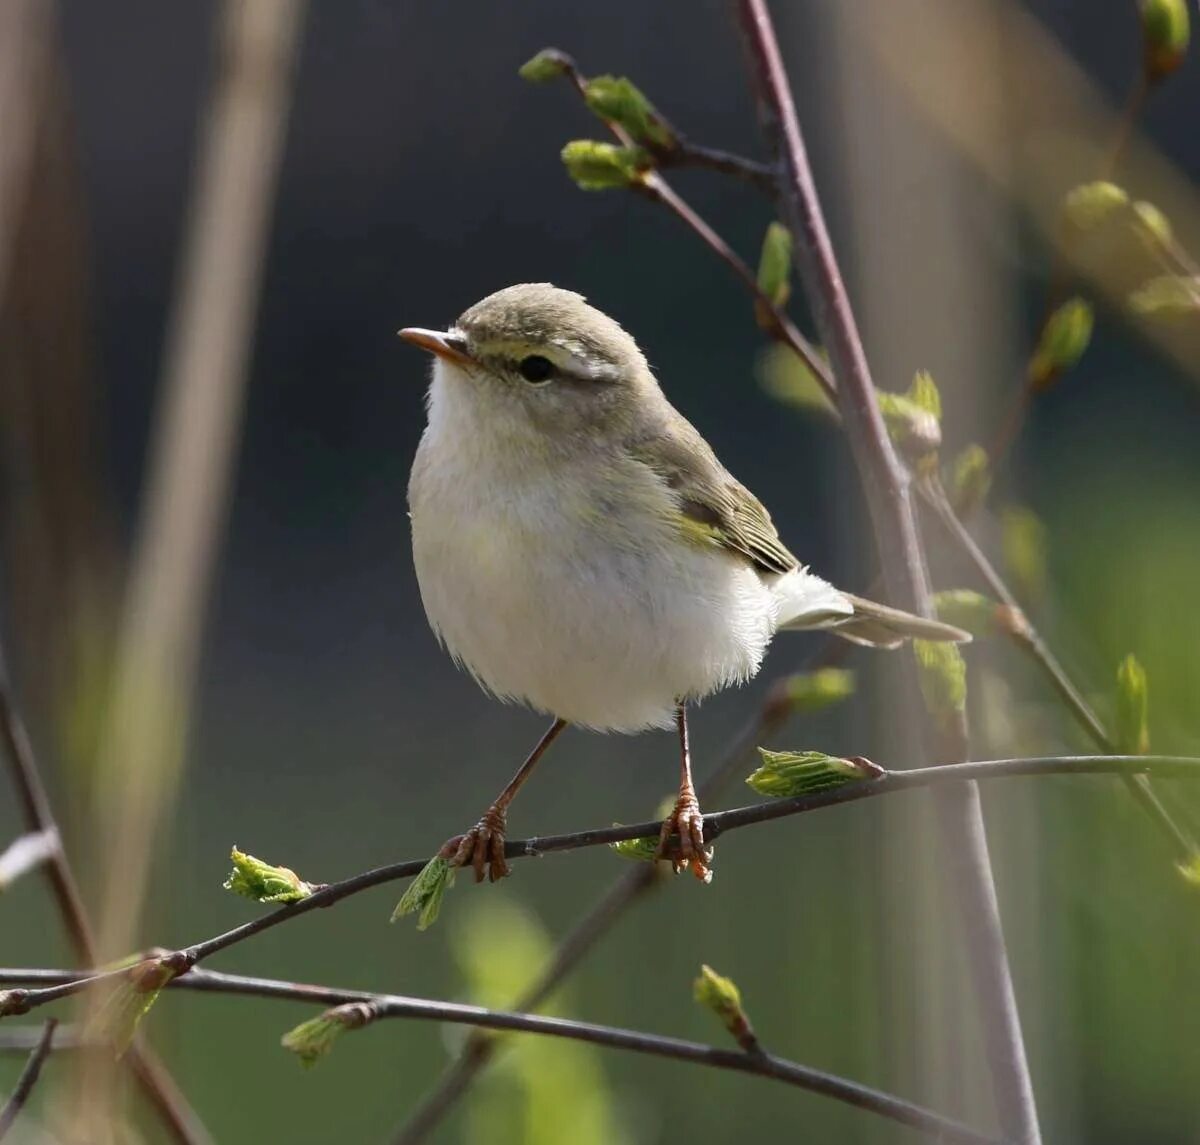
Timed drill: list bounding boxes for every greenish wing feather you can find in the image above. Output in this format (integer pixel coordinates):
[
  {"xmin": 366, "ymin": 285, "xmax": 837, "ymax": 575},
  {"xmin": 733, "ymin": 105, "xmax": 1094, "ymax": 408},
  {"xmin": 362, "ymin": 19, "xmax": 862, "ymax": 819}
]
[{"xmin": 631, "ymin": 421, "xmax": 799, "ymax": 577}]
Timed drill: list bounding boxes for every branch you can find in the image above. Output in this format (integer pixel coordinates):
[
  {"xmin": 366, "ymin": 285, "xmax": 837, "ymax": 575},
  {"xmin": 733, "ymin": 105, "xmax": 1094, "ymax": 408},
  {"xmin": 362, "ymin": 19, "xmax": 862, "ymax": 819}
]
[
  {"xmin": 545, "ymin": 50, "xmax": 835, "ymax": 401},
  {"xmin": 0, "ymin": 968, "xmax": 999, "ymax": 1145},
  {"xmin": 919, "ymin": 475, "xmax": 1198, "ymax": 861},
  {"xmin": 0, "ymin": 1018, "xmax": 56, "ymax": 1140},
  {"xmin": 0, "ymin": 657, "xmax": 212, "ymax": 1145},
  {"xmin": 730, "ymin": 4, "xmax": 1040, "ymax": 1140},
  {"xmin": 2, "ymin": 753, "xmax": 1198, "ymax": 1020}
]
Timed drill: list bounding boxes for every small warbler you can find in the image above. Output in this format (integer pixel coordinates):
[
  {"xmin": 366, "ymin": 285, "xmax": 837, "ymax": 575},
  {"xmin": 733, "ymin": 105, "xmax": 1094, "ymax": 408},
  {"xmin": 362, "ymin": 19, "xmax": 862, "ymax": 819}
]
[{"xmin": 401, "ymin": 284, "xmax": 966, "ymax": 883}]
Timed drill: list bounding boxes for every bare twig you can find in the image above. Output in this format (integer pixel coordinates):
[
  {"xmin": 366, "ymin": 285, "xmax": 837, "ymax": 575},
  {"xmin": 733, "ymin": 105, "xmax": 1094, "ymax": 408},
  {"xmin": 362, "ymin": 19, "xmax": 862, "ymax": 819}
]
[
  {"xmin": 731, "ymin": 3, "xmax": 1040, "ymax": 1140},
  {"xmin": 0, "ymin": 969, "xmax": 999, "ymax": 1145},
  {"xmin": 0, "ymin": 1018, "xmax": 56, "ymax": 1140},
  {"xmin": 0, "ymin": 654, "xmax": 211, "ymax": 1144}
]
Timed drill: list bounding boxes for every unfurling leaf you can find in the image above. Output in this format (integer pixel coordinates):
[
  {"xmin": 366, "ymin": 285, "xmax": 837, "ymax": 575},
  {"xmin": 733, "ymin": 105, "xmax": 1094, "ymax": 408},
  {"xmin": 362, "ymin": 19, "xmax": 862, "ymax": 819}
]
[
  {"xmin": 933, "ymin": 590, "xmax": 1001, "ymax": 638},
  {"xmin": 1062, "ymin": 181, "xmax": 1129, "ymax": 232},
  {"xmin": 583, "ymin": 76, "xmax": 674, "ymax": 148},
  {"xmin": 85, "ymin": 958, "xmax": 179, "ymax": 1057},
  {"xmin": 756, "ymin": 222, "xmax": 792, "ymax": 313},
  {"xmin": 391, "ymin": 855, "xmax": 456, "ymax": 930},
  {"xmin": 609, "ymin": 830, "xmax": 659, "ymax": 862},
  {"xmin": 746, "ymin": 750, "xmax": 882, "ymax": 798},
  {"xmin": 876, "ymin": 391, "xmax": 941, "ymax": 459},
  {"xmin": 1128, "ymin": 275, "xmax": 1200, "ymax": 316},
  {"xmin": 224, "ymin": 846, "xmax": 314, "ymax": 904},
  {"xmin": 756, "ymin": 344, "xmax": 836, "ymax": 415},
  {"xmin": 1028, "ymin": 298, "xmax": 1093, "ymax": 390},
  {"xmin": 948, "ymin": 444, "xmax": 991, "ymax": 514},
  {"xmin": 281, "ymin": 1002, "xmax": 376, "ymax": 1069},
  {"xmin": 560, "ymin": 140, "xmax": 649, "ymax": 190},
  {"xmin": 1140, "ymin": 0, "xmax": 1190, "ymax": 82},
  {"xmin": 1115, "ymin": 654, "xmax": 1150, "ymax": 756},
  {"xmin": 907, "ymin": 370, "xmax": 943, "ymax": 420},
  {"xmin": 913, "ymin": 640, "xmax": 967, "ymax": 725},
  {"xmin": 1001, "ymin": 506, "xmax": 1048, "ymax": 602},
  {"xmin": 693, "ymin": 965, "xmax": 759, "ymax": 1052},
  {"xmin": 518, "ymin": 48, "xmax": 573, "ymax": 84}
]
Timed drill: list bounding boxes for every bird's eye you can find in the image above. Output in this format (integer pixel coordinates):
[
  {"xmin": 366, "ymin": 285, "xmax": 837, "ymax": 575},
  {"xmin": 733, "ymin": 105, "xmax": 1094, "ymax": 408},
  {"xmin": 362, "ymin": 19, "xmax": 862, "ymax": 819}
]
[{"xmin": 518, "ymin": 355, "xmax": 555, "ymax": 383}]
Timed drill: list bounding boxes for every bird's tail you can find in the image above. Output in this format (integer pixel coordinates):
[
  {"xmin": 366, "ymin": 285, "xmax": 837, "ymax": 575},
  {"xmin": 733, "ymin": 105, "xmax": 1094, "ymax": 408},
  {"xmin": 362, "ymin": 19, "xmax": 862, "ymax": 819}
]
[{"xmin": 775, "ymin": 572, "xmax": 970, "ymax": 648}]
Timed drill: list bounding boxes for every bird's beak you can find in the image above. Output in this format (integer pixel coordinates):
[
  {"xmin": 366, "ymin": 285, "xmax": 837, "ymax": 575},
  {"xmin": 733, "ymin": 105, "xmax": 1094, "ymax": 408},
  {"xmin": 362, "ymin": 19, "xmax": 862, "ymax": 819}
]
[{"xmin": 397, "ymin": 327, "xmax": 473, "ymax": 367}]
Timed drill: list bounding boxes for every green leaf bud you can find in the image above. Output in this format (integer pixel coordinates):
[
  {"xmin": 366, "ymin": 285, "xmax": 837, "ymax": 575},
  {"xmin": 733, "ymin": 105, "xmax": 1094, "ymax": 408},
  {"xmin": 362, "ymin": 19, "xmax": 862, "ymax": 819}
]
[
  {"xmin": 1062, "ymin": 181, "xmax": 1129, "ymax": 232},
  {"xmin": 948, "ymin": 444, "xmax": 991, "ymax": 515},
  {"xmin": 1028, "ymin": 297, "xmax": 1093, "ymax": 390},
  {"xmin": 224, "ymin": 846, "xmax": 315, "ymax": 904},
  {"xmin": 1128, "ymin": 275, "xmax": 1200, "ymax": 315},
  {"xmin": 1115, "ymin": 654, "xmax": 1150, "ymax": 756},
  {"xmin": 560, "ymin": 140, "xmax": 649, "ymax": 191},
  {"xmin": 281, "ymin": 1002, "xmax": 377, "ymax": 1068},
  {"xmin": 1140, "ymin": 0, "xmax": 1190, "ymax": 82},
  {"xmin": 913, "ymin": 640, "xmax": 967, "ymax": 726},
  {"xmin": 583, "ymin": 75, "xmax": 674, "ymax": 148},
  {"xmin": 746, "ymin": 750, "xmax": 883, "ymax": 798},
  {"xmin": 518, "ymin": 48, "xmax": 574, "ymax": 84}
]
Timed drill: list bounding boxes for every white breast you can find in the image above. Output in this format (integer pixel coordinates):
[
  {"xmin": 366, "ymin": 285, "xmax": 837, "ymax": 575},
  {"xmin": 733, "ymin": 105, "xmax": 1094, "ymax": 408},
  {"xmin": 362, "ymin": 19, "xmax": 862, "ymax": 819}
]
[{"xmin": 408, "ymin": 370, "xmax": 779, "ymax": 733}]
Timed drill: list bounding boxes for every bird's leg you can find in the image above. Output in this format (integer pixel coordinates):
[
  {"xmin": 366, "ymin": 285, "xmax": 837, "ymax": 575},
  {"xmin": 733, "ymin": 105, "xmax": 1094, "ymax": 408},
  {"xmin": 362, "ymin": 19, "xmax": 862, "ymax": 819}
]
[
  {"xmin": 655, "ymin": 705, "xmax": 713, "ymax": 883},
  {"xmin": 440, "ymin": 717, "xmax": 567, "ymax": 883}
]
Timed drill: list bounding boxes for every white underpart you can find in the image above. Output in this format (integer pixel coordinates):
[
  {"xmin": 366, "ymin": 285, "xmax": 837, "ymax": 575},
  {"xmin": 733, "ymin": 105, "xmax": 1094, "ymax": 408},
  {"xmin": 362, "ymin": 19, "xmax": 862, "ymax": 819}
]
[{"xmin": 409, "ymin": 361, "xmax": 852, "ymax": 733}]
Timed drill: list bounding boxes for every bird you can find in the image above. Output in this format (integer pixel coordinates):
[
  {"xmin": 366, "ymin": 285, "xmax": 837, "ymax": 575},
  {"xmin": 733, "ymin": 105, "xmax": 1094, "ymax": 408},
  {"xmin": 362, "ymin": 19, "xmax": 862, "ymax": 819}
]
[{"xmin": 400, "ymin": 283, "xmax": 967, "ymax": 884}]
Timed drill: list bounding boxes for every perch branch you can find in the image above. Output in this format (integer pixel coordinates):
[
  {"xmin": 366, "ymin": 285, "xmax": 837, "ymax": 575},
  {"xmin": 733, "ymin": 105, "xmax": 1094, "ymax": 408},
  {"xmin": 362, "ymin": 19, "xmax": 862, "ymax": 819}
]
[{"xmin": 0, "ymin": 1019, "xmax": 56, "ymax": 1140}]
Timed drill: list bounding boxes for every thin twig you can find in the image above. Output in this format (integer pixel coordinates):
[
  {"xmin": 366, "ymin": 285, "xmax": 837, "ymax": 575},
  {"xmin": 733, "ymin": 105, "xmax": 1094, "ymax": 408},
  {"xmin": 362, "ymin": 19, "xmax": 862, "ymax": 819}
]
[
  {"xmin": 547, "ymin": 51, "xmax": 835, "ymax": 399},
  {"xmin": 2, "ymin": 752, "xmax": 1197, "ymax": 1020},
  {"xmin": 0, "ymin": 969, "xmax": 999, "ymax": 1145},
  {"xmin": 659, "ymin": 137, "xmax": 779, "ymax": 194},
  {"xmin": 919, "ymin": 475, "xmax": 1198, "ymax": 860},
  {"xmin": 391, "ymin": 682, "xmax": 800, "ymax": 1142},
  {"xmin": 731, "ymin": 3, "xmax": 1040, "ymax": 1140},
  {"xmin": 0, "ymin": 1018, "xmax": 56, "ymax": 1140},
  {"xmin": 0, "ymin": 655, "xmax": 211, "ymax": 1144}
]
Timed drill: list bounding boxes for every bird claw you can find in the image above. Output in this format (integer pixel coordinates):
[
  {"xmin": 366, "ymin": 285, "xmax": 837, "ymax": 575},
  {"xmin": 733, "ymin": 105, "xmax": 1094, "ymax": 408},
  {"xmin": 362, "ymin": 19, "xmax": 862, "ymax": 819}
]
[
  {"xmin": 442, "ymin": 805, "xmax": 509, "ymax": 883},
  {"xmin": 656, "ymin": 793, "xmax": 713, "ymax": 884}
]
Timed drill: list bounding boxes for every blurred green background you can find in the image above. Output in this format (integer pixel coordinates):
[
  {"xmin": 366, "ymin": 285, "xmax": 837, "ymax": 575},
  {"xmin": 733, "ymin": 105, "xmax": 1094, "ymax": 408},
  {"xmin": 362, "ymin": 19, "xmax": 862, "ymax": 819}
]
[{"xmin": 3, "ymin": 1, "xmax": 1200, "ymax": 1142}]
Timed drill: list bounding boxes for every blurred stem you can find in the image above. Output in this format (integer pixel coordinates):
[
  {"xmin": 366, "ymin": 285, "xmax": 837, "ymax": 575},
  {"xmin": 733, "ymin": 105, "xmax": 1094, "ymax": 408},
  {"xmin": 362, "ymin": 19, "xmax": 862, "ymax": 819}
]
[
  {"xmin": 0, "ymin": 970, "xmax": 999, "ymax": 1145},
  {"xmin": 920, "ymin": 475, "xmax": 1198, "ymax": 860},
  {"xmin": 0, "ymin": 652, "xmax": 210, "ymax": 1143},
  {"xmin": 0, "ymin": 1018, "xmax": 56, "ymax": 1140},
  {"xmin": 732, "ymin": 3, "xmax": 1039, "ymax": 1141}
]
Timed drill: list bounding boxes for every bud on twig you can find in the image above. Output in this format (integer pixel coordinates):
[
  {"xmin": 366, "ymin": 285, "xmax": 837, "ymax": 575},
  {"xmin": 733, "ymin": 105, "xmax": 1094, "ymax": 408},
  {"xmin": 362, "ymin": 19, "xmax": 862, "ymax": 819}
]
[
  {"xmin": 693, "ymin": 965, "xmax": 761, "ymax": 1054},
  {"xmin": 224, "ymin": 846, "xmax": 315, "ymax": 904},
  {"xmin": 281, "ymin": 1002, "xmax": 378, "ymax": 1068},
  {"xmin": 1115, "ymin": 654, "xmax": 1150, "ymax": 756},
  {"xmin": 391, "ymin": 855, "xmax": 457, "ymax": 930},
  {"xmin": 85, "ymin": 956, "xmax": 183, "ymax": 1057},
  {"xmin": 560, "ymin": 140, "xmax": 650, "ymax": 190},
  {"xmin": 1028, "ymin": 298, "xmax": 1093, "ymax": 391},
  {"xmin": 947, "ymin": 444, "xmax": 991, "ymax": 515},
  {"xmin": 763, "ymin": 668, "xmax": 855, "ymax": 722},
  {"xmin": 1062, "ymin": 181, "xmax": 1129, "ymax": 232},
  {"xmin": 877, "ymin": 371, "xmax": 943, "ymax": 462},
  {"xmin": 754, "ymin": 221, "xmax": 792, "ymax": 329},
  {"xmin": 912, "ymin": 640, "xmax": 967, "ymax": 730},
  {"xmin": 1139, "ymin": 0, "xmax": 1190, "ymax": 83},
  {"xmin": 583, "ymin": 76, "xmax": 675, "ymax": 149},
  {"xmin": 756, "ymin": 344, "xmax": 836, "ymax": 416},
  {"xmin": 746, "ymin": 750, "xmax": 883, "ymax": 798},
  {"xmin": 932, "ymin": 590, "xmax": 1004, "ymax": 638},
  {"xmin": 609, "ymin": 831, "xmax": 660, "ymax": 862},
  {"xmin": 518, "ymin": 48, "xmax": 574, "ymax": 84},
  {"xmin": 1001, "ymin": 506, "xmax": 1048, "ymax": 603},
  {"xmin": 1131, "ymin": 200, "xmax": 1173, "ymax": 254}
]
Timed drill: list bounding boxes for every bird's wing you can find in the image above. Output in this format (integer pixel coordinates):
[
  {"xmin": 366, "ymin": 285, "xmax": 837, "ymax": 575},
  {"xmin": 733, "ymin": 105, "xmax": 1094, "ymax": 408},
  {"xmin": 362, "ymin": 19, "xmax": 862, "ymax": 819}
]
[{"xmin": 630, "ymin": 416, "xmax": 799, "ymax": 577}]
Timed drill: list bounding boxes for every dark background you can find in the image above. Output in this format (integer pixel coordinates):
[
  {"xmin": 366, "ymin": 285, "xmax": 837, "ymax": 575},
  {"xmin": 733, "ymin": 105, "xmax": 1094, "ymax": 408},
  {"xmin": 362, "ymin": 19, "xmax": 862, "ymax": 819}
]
[{"xmin": 3, "ymin": 1, "xmax": 1200, "ymax": 1142}]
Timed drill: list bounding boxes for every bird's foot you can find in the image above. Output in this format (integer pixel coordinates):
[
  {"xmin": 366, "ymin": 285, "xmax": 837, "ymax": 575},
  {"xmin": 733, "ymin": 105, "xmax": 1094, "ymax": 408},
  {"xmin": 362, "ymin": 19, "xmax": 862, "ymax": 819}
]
[
  {"xmin": 656, "ymin": 791, "xmax": 713, "ymax": 884},
  {"xmin": 439, "ymin": 803, "xmax": 509, "ymax": 883}
]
